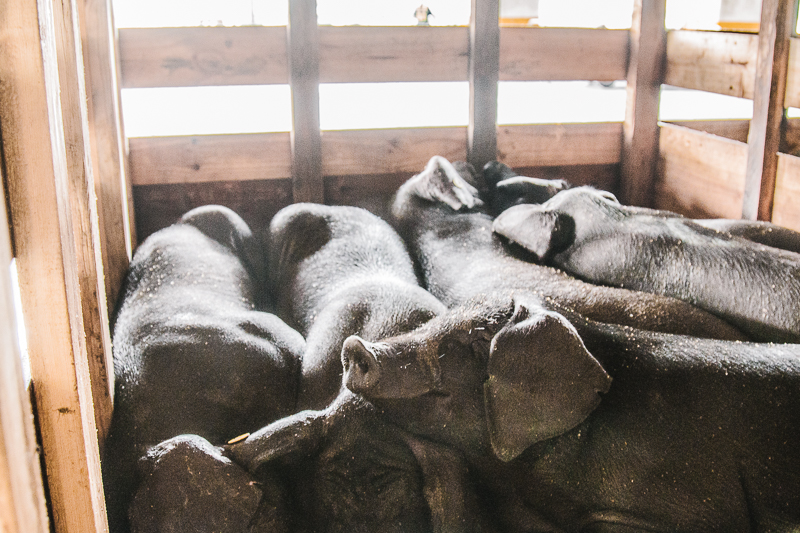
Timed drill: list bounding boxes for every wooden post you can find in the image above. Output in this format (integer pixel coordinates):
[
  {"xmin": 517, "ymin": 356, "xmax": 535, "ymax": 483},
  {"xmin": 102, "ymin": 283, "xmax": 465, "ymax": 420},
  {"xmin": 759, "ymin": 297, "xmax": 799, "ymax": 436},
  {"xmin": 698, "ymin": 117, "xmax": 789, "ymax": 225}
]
[
  {"xmin": 742, "ymin": 0, "xmax": 797, "ymax": 221},
  {"xmin": 77, "ymin": 0, "xmax": 135, "ymax": 310},
  {"xmin": 0, "ymin": 174, "xmax": 50, "ymax": 533},
  {"xmin": 468, "ymin": 0, "xmax": 500, "ymax": 171},
  {"xmin": 0, "ymin": 0, "xmax": 110, "ymax": 530},
  {"xmin": 288, "ymin": 0, "xmax": 324, "ymax": 204},
  {"xmin": 620, "ymin": 0, "xmax": 666, "ymax": 207}
]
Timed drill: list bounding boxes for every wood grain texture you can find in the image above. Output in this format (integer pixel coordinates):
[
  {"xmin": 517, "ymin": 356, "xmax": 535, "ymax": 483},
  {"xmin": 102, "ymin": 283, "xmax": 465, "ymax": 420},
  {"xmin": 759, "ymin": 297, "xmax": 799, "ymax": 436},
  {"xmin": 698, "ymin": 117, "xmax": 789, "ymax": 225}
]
[
  {"xmin": 78, "ymin": 0, "xmax": 134, "ymax": 312},
  {"xmin": 620, "ymin": 0, "xmax": 666, "ymax": 208},
  {"xmin": 785, "ymin": 37, "xmax": 800, "ymax": 108},
  {"xmin": 319, "ymin": 26, "xmax": 468, "ymax": 82},
  {"xmin": 500, "ymin": 27, "xmax": 628, "ymax": 81},
  {"xmin": 288, "ymin": 0, "xmax": 323, "ymax": 204},
  {"xmin": 129, "ymin": 133, "xmax": 292, "ymax": 185},
  {"xmin": 664, "ymin": 119, "xmax": 751, "ymax": 143},
  {"xmin": 0, "ymin": 173, "xmax": 50, "ymax": 533},
  {"xmin": 0, "ymin": 0, "xmax": 108, "ymax": 530},
  {"xmin": 665, "ymin": 30, "xmax": 757, "ymax": 98},
  {"xmin": 321, "ymin": 127, "xmax": 467, "ymax": 176},
  {"xmin": 53, "ymin": 0, "xmax": 114, "ymax": 450},
  {"xmin": 119, "ymin": 26, "xmax": 288, "ymax": 88},
  {"xmin": 497, "ymin": 122, "xmax": 623, "ymax": 168},
  {"xmin": 469, "ymin": 0, "xmax": 500, "ymax": 170},
  {"xmin": 656, "ymin": 122, "xmax": 747, "ymax": 219},
  {"xmin": 743, "ymin": 0, "xmax": 797, "ymax": 221},
  {"xmin": 773, "ymin": 152, "xmax": 800, "ymax": 231}
]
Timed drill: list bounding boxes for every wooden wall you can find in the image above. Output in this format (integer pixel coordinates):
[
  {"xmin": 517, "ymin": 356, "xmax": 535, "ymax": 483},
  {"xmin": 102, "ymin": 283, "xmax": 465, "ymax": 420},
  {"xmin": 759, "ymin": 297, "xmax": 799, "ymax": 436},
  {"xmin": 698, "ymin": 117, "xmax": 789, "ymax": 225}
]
[{"xmin": 3, "ymin": 1, "xmax": 800, "ymax": 533}]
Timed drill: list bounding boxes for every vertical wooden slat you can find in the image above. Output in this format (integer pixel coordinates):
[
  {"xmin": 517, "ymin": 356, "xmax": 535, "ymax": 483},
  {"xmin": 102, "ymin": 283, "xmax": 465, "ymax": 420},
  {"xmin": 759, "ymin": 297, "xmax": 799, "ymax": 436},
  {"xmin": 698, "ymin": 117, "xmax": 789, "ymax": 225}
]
[
  {"xmin": 0, "ymin": 174, "xmax": 50, "ymax": 533},
  {"xmin": 620, "ymin": 0, "xmax": 666, "ymax": 207},
  {"xmin": 77, "ymin": 0, "xmax": 135, "ymax": 312},
  {"xmin": 742, "ymin": 0, "xmax": 797, "ymax": 221},
  {"xmin": 54, "ymin": 0, "xmax": 115, "ymax": 451},
  {"xmin": 288, "ymin": 0, "xmax": 323, "ymax": 204},
  {"xmin": 468, "ymin": 0, "xmax": 500, "ymax": 171},
  {"xmin": 0, "ymin": 0, "xmax": 109, "ymax": 530}
]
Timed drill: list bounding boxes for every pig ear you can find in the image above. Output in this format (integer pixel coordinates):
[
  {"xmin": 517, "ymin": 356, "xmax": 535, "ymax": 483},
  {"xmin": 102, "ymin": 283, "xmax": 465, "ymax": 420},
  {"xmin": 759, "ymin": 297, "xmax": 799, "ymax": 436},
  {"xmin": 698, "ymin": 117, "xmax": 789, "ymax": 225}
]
[
  {"xmin": 484, "ymin": 298, "xmax": 612, "ymax": 462},
  {"xmin": 226, "ymin": 410, "xmax": 327, "ymax": 476},
  {"xmin": 414, "ymin": 156, "xmax": 483, "ymax": 211},
  {"xmin": 492, "ymin": 203, "xmax": 575, "ymax": 262}
]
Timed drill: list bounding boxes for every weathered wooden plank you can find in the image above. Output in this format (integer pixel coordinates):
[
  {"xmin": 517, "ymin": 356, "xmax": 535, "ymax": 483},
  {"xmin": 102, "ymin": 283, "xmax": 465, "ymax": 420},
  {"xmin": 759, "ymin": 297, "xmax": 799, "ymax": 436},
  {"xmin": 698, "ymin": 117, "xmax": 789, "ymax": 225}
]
[
  {"xmin": 665, "ymin": 30, "xmax": 757, "ymax": 99},
  {"xmin": 0, "ymin": 174, "xmax": 50, "ymax": 533},
  {"xmin": 743, "ymin": 0, "xmax": 797, "ymax": 221},
  {"xmin": 785, "ymin": 37, "xmax": 800, "ymax": 109},
  {"xmin": 0, "ymin": 0, "xmax": 108, "ymax": 530},
  {"xmin": 773, "ymin": 152, "xmax": 800, "ymax": 231},
  {"xmin": 497, "ymin": 122, "xmax": 623, "ymax": 167},
  {"xmin": 54, "ymin": 0, "xmax": 115, "ymax": 450},
  {"xmin": 656, "ymin": 122, "xmax": 747, "ymax": 219},
  {"xmin": 127, "ymin": 124, "xmax": 629, "ymax": 186},
  {"xmin": 321, "ymin": 127, "xmax": 467, "ymax": 176},
  {"xmin": 129, "ymin": 133, "xmax": 292, "ymax": 185},
  {"xmin": 118, "ymin": 25, "xmax": 633, "ymax": 88},
  {"xmin": 288, "ymin": 0, "xmax": 323, "ymax": 204},
  {"xmin": 664, "ymin": 119, "xmax": 751, "ymax": 143},
  {"xmin": 620, "ymin": 0, "xmax": 666, "ymax": 207},
  {"xmin": 78, "ymin": 0, "xmax": 135, "ymax": 313},
  {"xmin": 318, "ymin": 26, "xmax": 468, "ymax": 83},
  {"xmin": 468, "ymin": 0, "xmax": 500, "ymax": 170},
  {"xmin": 119, "ymin": 26, "xmax": 288, "ymax": 88},
  {"xmin": 500, "ymin": 27, "xmax": 628, "ymax": 82}
]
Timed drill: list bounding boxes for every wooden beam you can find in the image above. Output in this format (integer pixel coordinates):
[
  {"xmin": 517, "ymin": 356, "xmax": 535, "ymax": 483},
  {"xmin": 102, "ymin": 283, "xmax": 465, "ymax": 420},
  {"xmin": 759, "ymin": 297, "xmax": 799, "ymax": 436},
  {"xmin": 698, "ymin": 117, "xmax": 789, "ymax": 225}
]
[
  {"xmin": 620, "ymin": 0, "xmax": 666, "ymax": 207},
  {"xmin": 665, "ymin": 30, "xmax": 757, "ymax": 98},
  {"xmin": 663, "ymin": 119, "xmax": 751, "ymax": 143},
  {"xmin": 773, "ymin": 152, "xmax": 800, "ymax": 231},
  {"xmin": 288, "ymin": 0, "xmax": 323, "ymax": 204},
  {"xmin": 119, "ymin": 26, "xmax": 289, "ymax": 88},
  {"xmin": 785, "ymin": 37, "xmax": 800, "ymax": 108},
  {"xmin": 500, "ymin": 28, "xmax": 628, "ymax": 82},
  {"xmin": 0, "ymin": 173, "xmax": 50, "ymax": 533},
  {"xmin": 743, "ymin": 0, "xmax": 798, "ymax": 221},
  {"xmin": 497, "ymin": 122, "xmax": 623, "ymax": 167},
  {"xmin": 318, "ymin": 26, "xmax": 468, "ymax": 83},
  {"xmin": 468, "ymin": 0, "xmax": 500, "ymax": 170},
  {"xmin": 129, "ymin": 133, "xmax": 292, "ymax": 185},
  {"xmin": 0, "ymin": 0, "xmax": 109, "ymax": 530},
  {"xmin": 657, "ymin": 122, "xmax": 748, "ymax": 219},
  {"xmin": 321, "ymin": 127, "xmax": 467, "ymax": 176},
  {"xmin": 77, "ymin": 0, "xmax": 133, "ymax": 330}
]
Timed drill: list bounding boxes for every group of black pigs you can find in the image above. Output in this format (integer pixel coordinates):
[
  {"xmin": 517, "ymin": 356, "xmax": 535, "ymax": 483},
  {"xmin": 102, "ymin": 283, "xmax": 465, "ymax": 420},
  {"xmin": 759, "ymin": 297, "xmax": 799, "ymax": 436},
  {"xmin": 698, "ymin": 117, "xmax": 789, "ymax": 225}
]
[{"xmin": 103, "ymin": 156, "xmax": 800, "ymax": 533}]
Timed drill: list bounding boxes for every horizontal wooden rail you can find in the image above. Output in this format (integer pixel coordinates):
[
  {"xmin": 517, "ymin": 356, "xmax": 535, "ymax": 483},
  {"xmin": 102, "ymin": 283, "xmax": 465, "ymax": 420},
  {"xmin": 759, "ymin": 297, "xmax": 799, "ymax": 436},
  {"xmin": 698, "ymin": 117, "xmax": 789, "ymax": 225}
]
[
  {"xmin": 665, "ymin": 30, "xmax": 758, "ymax": 99},
  {"xmin": 119, "ymin": 26, "xmax": 629, "ymax": 88},
  {"xmin": 656, "ymin": 121, "xmax": 747, "ymax": 219},
  {"xmin": 128, "ymin": 123, "xmax": 623, "ymax": 185}
]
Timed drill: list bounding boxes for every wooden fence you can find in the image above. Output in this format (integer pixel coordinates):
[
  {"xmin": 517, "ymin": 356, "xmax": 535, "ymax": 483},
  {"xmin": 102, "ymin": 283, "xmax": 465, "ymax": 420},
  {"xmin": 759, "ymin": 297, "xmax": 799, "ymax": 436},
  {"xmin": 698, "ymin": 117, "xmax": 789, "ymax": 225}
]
[{"xmin": 2, "ymin": 1, "xmax": 800, "ymax": 532}]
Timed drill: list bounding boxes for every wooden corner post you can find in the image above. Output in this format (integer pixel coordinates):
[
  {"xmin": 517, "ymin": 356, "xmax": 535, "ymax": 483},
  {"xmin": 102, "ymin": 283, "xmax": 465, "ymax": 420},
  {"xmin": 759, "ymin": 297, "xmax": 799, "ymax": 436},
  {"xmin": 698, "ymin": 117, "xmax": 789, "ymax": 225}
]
[
  {"xmin": 288, "ymin": 0, "xmax": 324, "ymax": 204},
  {"xmin": 621, "ymin": 0, "xmax": 666, "ymax": 207},
  {"xmin": 0, "ymin": 0, "xmax": 111, "ymax": 531},
  {"xmin": 742, "ymin": 0, "xmax": 798, "ymax": 221},
  {"xmin": 469, "ymin": 0, "xmax": 500, "ymax": 171}
]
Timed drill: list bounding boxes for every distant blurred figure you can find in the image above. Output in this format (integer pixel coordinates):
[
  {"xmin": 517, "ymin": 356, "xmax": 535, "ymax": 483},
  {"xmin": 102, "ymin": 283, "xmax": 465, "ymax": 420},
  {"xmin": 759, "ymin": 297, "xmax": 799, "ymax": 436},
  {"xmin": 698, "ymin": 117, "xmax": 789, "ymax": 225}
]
[{"xmin": 415, "ymin": 4, "xmax": 433, "ymax": 25}]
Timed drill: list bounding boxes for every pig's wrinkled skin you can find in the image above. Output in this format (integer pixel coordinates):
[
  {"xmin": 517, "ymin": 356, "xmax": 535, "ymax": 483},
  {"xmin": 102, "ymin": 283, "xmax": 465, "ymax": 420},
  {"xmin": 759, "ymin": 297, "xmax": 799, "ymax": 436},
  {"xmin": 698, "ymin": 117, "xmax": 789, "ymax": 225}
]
[
  {"xmin": 269, "ymin": 203, "xmax": 446, "ymax": 410},
  {"xmin": 225, "ymin": 389, "xmax": 498, "ymax": 533},
  {"xmin": 493, "ymin": 187, "xmax": 800, "ymax": 342},
  {"xmin": 343, "ymin": 294, "xmax": 800, "ymax": 532},
  {"xmin": 389, "ymin": 155, "xmax": 745, "ymax": 340},
  {"xmin": 105, "ymin": 205, "xmax": 304, "ymax": 532}
]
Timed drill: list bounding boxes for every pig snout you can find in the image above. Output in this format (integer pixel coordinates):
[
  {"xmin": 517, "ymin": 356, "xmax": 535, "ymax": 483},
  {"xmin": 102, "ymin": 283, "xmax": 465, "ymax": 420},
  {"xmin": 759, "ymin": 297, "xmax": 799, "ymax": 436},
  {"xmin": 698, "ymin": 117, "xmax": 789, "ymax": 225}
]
[
  {"xmin": 342, "ymin": 336, "xmax": 440, "ymax": 399},
  {"xmin": 342, "ymin": 335, "xmax": 382, "ymax": 394}
]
